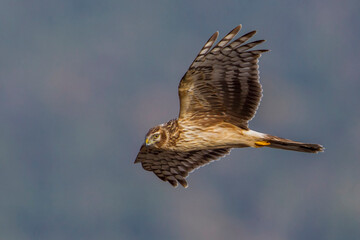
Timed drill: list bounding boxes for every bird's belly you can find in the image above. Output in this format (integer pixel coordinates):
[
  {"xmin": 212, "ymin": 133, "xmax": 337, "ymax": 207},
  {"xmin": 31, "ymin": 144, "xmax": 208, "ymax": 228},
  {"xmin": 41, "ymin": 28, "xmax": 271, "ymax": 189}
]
[{"xmin": 174, "ymin": 123, "xmax": 258, "ymax": 151}]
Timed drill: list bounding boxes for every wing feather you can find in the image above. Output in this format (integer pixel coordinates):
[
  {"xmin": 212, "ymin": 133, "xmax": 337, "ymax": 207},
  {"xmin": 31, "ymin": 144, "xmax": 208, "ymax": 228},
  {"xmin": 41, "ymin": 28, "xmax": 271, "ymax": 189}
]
[
  {"xmin": 135, "ymin": 145, "xmax": 231, "ymax": 188},
  {"xmin": 193, "ymin": 31, "xmax": 219, "ymax": 63},
  {"xmin": 178, "ymin": 25, "xmax": 268, "ymax": 129}
]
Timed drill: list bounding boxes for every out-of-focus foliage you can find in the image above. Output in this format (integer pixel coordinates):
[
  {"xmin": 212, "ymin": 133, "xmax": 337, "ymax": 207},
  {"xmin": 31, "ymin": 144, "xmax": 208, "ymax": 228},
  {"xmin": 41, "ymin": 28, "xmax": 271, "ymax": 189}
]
[{"xmin": 1, "ymin": 0, "xmax": 359, "ymax": 239}]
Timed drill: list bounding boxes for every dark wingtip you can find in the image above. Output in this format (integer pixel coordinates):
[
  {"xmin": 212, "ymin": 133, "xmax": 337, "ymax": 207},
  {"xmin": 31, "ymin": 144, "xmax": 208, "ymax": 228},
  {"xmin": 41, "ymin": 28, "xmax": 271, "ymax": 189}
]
[
  {"xmin": 178, "ymin": 178, "xmax": 188, "ymax": 188},
  {"xmin": 167, "ymin": 179, "xmax": 178, "ymax": 188}
]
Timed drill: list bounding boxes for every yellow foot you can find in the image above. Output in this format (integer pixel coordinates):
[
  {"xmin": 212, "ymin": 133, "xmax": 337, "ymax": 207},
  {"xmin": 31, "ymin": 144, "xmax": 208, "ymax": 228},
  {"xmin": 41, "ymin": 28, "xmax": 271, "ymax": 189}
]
[{"xmin": 255, "ymin": 141, "xmax": 271, "ymax": 148}]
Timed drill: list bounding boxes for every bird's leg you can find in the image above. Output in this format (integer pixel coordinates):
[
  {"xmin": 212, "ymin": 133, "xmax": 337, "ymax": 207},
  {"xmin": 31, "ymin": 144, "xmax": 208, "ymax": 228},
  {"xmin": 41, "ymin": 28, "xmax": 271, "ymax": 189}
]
[{"xmin": 254, "ymin": 141, "xmax": 271, "ymax": 148}]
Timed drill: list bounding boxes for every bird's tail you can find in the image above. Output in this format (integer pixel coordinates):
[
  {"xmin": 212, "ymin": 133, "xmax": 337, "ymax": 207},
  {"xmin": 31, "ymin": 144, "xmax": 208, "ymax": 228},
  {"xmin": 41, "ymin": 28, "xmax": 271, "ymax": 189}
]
[{"xmin": 255, "ymin": 135, "xmax": 324, "ymax": 153}]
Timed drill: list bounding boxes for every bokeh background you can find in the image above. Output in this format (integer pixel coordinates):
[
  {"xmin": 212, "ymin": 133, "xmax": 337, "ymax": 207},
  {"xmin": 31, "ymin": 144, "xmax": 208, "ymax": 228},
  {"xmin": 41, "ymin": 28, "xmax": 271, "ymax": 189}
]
[{"xmin": 1, "ymin": 0, "xmax": 360, "ymax": 239}]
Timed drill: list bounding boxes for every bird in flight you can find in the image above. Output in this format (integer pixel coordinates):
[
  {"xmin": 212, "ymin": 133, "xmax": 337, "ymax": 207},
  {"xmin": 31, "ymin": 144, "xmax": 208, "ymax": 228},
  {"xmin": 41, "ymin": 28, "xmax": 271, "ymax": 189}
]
[{"xmin": 135, "ymin": 25, "xmax": 323, "ymax": 188}]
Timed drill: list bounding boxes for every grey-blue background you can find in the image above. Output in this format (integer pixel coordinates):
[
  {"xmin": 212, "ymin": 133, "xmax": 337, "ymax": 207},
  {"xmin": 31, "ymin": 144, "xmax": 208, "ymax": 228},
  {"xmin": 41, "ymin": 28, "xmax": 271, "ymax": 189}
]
[{"xmin": 1, "ymin": 0, "xmax": 359, "ymax": 239}]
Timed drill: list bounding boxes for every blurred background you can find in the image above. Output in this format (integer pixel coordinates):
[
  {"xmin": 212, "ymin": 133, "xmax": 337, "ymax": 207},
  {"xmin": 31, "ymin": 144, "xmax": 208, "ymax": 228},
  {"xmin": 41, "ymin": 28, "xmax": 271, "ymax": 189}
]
[{"xmin": 1, "ymin": 0, "xmax": 360, "ymax": 239}]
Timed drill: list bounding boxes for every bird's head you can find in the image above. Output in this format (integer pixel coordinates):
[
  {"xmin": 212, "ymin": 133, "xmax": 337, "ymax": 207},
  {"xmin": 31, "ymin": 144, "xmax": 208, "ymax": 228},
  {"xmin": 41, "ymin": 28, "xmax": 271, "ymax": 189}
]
[{"xmin": 145, "ymin": 125, "xmax": 167, "ymax": 148}]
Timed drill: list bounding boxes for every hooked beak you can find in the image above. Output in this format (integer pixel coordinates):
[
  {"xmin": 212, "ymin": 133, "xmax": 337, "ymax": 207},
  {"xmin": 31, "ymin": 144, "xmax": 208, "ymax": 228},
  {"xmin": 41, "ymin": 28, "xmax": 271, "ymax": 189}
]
[{"xmin": 145, "ymin": 138, "xmax": 150, "ymax": 146}]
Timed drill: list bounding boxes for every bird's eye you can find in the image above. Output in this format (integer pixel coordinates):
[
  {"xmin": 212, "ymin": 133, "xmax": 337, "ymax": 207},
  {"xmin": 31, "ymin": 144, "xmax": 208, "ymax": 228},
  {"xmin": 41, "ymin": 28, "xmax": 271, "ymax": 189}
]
[{"xmin": 153, "ymin": 133, "xmax": 160, "ymax": 139}]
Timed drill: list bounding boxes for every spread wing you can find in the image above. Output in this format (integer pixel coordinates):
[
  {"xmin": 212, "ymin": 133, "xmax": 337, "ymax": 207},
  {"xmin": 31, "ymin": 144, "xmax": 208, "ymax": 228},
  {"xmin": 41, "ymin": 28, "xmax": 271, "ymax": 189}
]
[
  {"xmin": 134, "ymin": 145, "xmax": 231, "ymax": 188},
  {"xmin": 178, "ymin": 25, "xmax": 268, "ymax": 129}
]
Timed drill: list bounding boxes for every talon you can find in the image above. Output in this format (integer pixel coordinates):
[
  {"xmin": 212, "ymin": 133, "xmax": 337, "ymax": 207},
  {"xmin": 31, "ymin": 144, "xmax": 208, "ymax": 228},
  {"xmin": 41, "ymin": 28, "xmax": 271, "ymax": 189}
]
[{"xmin": 255, "ymin": 141, "xmax": 271, "ymax": 147}]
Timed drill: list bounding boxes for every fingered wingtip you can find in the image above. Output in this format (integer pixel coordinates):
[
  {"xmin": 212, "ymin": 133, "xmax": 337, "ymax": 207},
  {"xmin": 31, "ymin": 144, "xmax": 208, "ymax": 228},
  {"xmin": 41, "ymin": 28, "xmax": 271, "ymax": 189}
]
[
  {"xmin": 168, "ymin": 178, "xmax": 188, "ymax": 188},
  {"xmin": 213, "ymin": 31, "xmax": 219, "ymax": 38},
  {"xmin": 180, "ymin": 181, "xmax": 189, "ymax": 188}
]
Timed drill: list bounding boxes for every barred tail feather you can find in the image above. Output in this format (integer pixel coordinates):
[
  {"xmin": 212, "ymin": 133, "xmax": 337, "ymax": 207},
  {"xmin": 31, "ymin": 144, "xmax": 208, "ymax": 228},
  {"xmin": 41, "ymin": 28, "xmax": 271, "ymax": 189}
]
[{"xmin": 264, "ymin": 135, "xmax": 324, "ymax": 153}]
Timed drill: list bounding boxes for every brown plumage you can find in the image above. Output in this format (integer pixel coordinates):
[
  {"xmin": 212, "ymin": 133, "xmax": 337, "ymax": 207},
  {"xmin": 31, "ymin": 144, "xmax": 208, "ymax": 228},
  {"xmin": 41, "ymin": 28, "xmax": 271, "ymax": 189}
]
[{"xmin": 135, "ymin": 25, "xmax": 323, "ymax": 188}]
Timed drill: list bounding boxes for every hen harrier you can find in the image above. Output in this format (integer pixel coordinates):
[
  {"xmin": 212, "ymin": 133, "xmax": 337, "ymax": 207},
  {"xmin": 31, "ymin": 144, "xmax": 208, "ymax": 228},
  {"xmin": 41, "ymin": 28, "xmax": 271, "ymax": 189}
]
[{"xmin": 135, "ymin": 25, "xmax": 323, "ymax": 188}]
